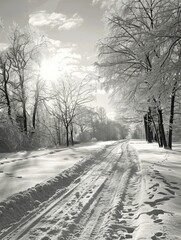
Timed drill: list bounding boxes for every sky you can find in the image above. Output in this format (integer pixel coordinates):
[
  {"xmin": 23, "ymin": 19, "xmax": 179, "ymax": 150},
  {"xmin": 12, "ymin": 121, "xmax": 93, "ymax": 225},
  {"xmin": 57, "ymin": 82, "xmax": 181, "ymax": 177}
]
[{"xmin": 0, "ymin": 0, "xmax": 116, "ymax": 119}]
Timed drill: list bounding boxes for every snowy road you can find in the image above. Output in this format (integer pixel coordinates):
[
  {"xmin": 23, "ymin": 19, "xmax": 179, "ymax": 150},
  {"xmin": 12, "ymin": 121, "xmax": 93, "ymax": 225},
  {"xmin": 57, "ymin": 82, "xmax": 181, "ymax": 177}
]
[
  {"xmin": 0, "ymin": 140, "xmax": 139, "ymax": 240},
  {"xmin": 1, "ymin": 141, "xmax": 181, "ymax": 239},
  {"xmin": 0, "ymin": 142, "xmax": 115, "ymax": 202}
]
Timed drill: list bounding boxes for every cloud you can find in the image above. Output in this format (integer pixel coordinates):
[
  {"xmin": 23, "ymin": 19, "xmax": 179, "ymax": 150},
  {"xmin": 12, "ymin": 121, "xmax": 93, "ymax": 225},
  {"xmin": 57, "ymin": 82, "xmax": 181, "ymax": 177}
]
[
  {"xmin": 58, "ymin": 14, "xmax": 83, "ymax": 30},
  {"xmin": 92, "ymin": 0, "xmax": 116, "ymax": 9},
  {"xmin": 55, "ymin": 47, "xmax": 82, "ymax": 66},
  {"xmin": 29, "ymin": 11, "xmax": 83, "ymax": 30}
]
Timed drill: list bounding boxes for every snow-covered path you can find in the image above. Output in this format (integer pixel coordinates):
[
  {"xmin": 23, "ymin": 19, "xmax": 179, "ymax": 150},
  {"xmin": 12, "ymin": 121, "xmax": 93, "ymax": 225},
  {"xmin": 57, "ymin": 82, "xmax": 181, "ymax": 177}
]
[
  {"xmin": 130, "ymin": 141, "xmax": 181, "ymax": 240},
  {"xmin": 0, "ymin": 140, "xmax": 138, "ymax": 240},
  {"xmin": 1, "ymin": 140, "xmax": 181, "ymax": 239},
  {"xmin": 0, "ymin": 142, "xmax": 114, "ymax": 202}
]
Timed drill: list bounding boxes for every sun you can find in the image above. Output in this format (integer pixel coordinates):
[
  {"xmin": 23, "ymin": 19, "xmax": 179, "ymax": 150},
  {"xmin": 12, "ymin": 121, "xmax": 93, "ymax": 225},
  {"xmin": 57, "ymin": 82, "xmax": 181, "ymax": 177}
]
[{"xmin": 40, "ymin": 58, "xmax": 60, "ymax": 81}]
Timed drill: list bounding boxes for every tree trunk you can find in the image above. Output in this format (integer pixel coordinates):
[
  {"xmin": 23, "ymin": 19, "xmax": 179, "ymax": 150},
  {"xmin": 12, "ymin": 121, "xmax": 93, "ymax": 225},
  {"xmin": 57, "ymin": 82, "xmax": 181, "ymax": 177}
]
[
  {"xmin": 20, "ymin": 73, "xmax": 27, "ymax": 134},
  {"xmin": 4, "ymin": 82, "xmax": 13, "ymax": 124},
  {"xmin": 32, "ymin": 102, "xmax": 38, "ymax": 129},
  {"xmin": 80, "ymin": 125, "xmax": 84, "ymax": 133},
  {"xmin": 65, "ymin": 125, "xmax": 69, "ymax": 147},
  {"xmin": 58, "ymin": 129, "xmax": 61, "ymax": 145},
  {"xmin": 3, "ymin": 66, "xmax": 13, "ymax": 124},
  {"xmin": 147, "ymin": 110, "xmax": 153, "ymax": 143},
  {"xmin": 70, "ymin": 124, "xmax": 74, "ymax": 146},
  {"xmin": 22, "ymin": 101, "xmax": 27, "ymax": 133},
  {"xmin": 144, "ymin": 114, "xmax": 148, "ymax": 141},
  {"xmin": 151, "ymin": 115, "xmax": 162, "ymax": 147},
  {"xmin": 168, "ymin": 87, "xmax": 176, "ymax": 149},
  {"xmin": 158, "ymin": 108, "xmax": 167, "ymax": 148},
  {"xmin": 56, "ymin": 119, "xmax": 61, "ymax": 146}
]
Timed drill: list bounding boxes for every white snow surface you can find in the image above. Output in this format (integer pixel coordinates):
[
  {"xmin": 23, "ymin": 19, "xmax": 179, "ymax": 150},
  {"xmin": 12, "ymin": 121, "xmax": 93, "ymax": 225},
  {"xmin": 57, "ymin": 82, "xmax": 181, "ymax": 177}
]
[
  {"xmin": 0, "ymin": 140, "xmax": 181, "ymax": 240},
  {"xmin": 0, "ymin": 141, "xmax": 114, "ymax": 202},
  {"xmin": 129, "ymin": 140, "xmax": 181, "ymax": 240}
]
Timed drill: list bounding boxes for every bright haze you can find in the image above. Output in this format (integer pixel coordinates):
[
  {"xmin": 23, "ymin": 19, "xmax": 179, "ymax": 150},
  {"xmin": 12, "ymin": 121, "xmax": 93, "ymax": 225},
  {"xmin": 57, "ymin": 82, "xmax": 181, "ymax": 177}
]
[{"xmin": 0, "ymin": 0, "xmax": 115, "ymax": 119}]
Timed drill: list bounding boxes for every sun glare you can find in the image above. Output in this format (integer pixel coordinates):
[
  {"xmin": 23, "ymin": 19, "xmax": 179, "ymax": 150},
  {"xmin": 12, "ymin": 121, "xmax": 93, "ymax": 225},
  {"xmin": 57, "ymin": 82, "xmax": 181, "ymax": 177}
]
[{"xmin": 40, "ymin": 58, "xmax": 60, "ymax": 81}]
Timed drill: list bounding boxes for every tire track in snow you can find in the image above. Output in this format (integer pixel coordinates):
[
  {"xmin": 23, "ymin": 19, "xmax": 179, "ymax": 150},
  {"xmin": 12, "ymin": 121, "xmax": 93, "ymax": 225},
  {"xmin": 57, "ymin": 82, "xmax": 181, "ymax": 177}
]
[
  {"xmin": 2, "ymin": 141, "xmax": 125, "ymax": 240},
  {"xmin": 67, "ymin": 142, "xmax": 131, "ymax": 240},
  {"xmin": 91, "ymin": 143, "xmax": 139, "ymax": 240}
]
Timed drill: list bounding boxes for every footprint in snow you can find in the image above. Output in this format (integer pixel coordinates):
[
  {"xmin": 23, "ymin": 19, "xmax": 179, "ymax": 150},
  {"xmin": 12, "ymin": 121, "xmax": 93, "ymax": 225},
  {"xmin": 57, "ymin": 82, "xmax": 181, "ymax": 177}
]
[
  {"xmin": 149, "ymin": 183, "xmax": 159, "ymax": 193},
  {"xmin": 128, "ymin": 213, "xmax": 134, "ymax": 216},
  {"xmin": 156, "ymin": 176, "xmax": 164, "ymax": 181},
  {"xmin": 170, "ymin": 181, "xmax": 177, "ymax": 185},
  {"xmin": 154, "ymin": 218, "xmax": 163, "ymax": 224},
  {"xmin": 149, "ymin": 183, "xmax": 159, "ymax": 189},
  {"xmin": 41, "ymin": 236, "xmax": 51, "ymax": 240},
  {"xmin": 119, "ymin": 220, "xmax": 127, "ymax": 224},
  {"xmin": 164, "ymin": 187, "xmax": 175, "ymax": 195},
  {"xmin": 149, "ymin": 194, "xmax": 154, "ymax": 199},
  {"xmin": 158, "ymin": 191, "xmax": 167, "ymax": 196},
  {"xmin": 39, "ymin": 227, "xmax": 49, "ymax": 232},
  {"xmin": 49, "ymin": 151, "xmax": 55, "ymax": 154},
  {"xmin": 169, "ymin": 185, "xmax": 180, "ymax": 190},
  {"xmin": 151, "ymin": 231, "xmax": 166, "ymax": 240},
  {"xmin": 125, "ymin": 234, "xmax": 132, "ymax": 238},
  {"xmin": 6, "ymin": 173, "xmax": 14, "ymax": 177}
]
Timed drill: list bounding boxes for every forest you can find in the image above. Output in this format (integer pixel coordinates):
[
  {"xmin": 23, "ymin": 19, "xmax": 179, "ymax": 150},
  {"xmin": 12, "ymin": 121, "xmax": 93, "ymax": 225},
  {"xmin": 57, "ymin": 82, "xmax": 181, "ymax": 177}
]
[
  {"xmin": 1, "ymin": 0, "xmax": 181, "ymax": 152},
  {"xmin": 0, "ymin": 23, "xmax": 128, "ymax": 152},
  {"xmin": 96, "ymin": 0, "xmax": 181, "ymax": 149}
]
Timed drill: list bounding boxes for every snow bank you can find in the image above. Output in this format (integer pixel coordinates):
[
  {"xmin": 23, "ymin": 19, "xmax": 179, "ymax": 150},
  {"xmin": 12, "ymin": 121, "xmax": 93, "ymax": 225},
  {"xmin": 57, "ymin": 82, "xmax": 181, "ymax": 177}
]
[
  {"xmin": 94, "ymin": 141, "xmax": 181, "ymax": 240},
  {"xmin": 0, "ymin": 141, "xmax": 114, "ymax": 201},
  {"xmin": 0, "ymin": 147, "xmax": 105, "ymax": 233},
  {"xmin": 130, "ymin": 141, "xmax": 181, "ymax": 240}
]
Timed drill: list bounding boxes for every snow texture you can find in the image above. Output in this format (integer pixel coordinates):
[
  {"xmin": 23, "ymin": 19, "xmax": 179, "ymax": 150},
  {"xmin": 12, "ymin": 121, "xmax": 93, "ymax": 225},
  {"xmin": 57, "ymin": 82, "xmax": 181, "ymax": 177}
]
[
  {"xmin": 0, "ymin": 142, "xmax": 114, "ymax": 201},
  {"xmin": 0, "ymin": 145, "xmax": 105, "ymax": 232},
  {"xmin": 0, "ymin": 140, "xmax": 181, "ymax": 240}
]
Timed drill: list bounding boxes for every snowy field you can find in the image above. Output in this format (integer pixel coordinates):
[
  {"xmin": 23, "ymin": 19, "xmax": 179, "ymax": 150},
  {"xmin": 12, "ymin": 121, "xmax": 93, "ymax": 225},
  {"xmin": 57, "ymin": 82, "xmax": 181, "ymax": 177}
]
[
  {"xmin": 0, "ymin": 141, "xmax": 114, "ymax": 201},
  {"xmin": 0, "ymin": 140, "xmax": 181, "ymax": 240}
]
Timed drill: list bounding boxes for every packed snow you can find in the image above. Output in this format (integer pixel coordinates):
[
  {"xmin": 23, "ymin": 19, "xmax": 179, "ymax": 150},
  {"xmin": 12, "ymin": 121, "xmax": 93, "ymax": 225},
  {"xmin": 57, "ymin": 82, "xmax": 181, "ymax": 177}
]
[
  {"xmin": 0, "ymin": 141, "xmax": 114, "ymax": 202},
  {"xmin": 0, "ymin": 140, "xmax": 181, "ymax": 240},
  {"xmin": 130, "ymin": 140, "xmax": 181, "ymax": 240}
]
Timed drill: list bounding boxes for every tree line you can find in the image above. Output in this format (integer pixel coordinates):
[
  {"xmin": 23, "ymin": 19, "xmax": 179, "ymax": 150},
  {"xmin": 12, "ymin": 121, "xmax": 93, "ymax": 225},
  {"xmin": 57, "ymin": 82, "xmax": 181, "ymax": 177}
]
[
  {"xmin": 97, "ymin": 0, "xmax": 181, "ymax": 149},
  {"xmin": 0, "ymin": 22, "xmax": 127, "ymax": 152}
]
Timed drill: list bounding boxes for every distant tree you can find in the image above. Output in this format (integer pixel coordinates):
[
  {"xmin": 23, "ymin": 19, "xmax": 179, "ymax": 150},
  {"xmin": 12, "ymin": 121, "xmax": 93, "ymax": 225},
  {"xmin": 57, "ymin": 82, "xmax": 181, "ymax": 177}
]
[
  {"xmin": 75, "ymin": 107, "xmax": 93, "ymax": 133},
  {"xmin": 31, "ymin": 77, "xmax": 47, "ymax": 130},
  {"xmin": 51, "ymin": 76, "xmax": 93, "ymax": 146},
  {"xmin": 97, "ymin": 107, "xmax": 107, "ymax": 123}
]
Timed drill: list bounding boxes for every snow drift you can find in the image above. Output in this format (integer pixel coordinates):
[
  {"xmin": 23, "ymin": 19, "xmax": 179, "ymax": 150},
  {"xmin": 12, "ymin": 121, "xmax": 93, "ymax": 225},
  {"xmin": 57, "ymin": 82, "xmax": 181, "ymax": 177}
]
[{"xmin": 0, "ymin": 147, "xmax": 105, "ymax": 232}]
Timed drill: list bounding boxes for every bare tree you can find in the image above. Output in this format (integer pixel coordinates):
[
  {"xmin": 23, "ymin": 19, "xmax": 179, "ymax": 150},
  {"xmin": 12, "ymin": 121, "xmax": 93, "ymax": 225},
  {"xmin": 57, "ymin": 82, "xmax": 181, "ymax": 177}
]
[
  {"xmin": 52, "ymin": 76, "xmax": 93, "ymax": 146},
  {"xmin": 7, "ymin": 24, "xmax": 43, "ymax": 133},
  {"xmin": 0, "ymin": 50, "xmax": 13, "ymax": 123},
  {"xmin": 31, "ymin": 77, "xmax": 47, "ymax": 130}
]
